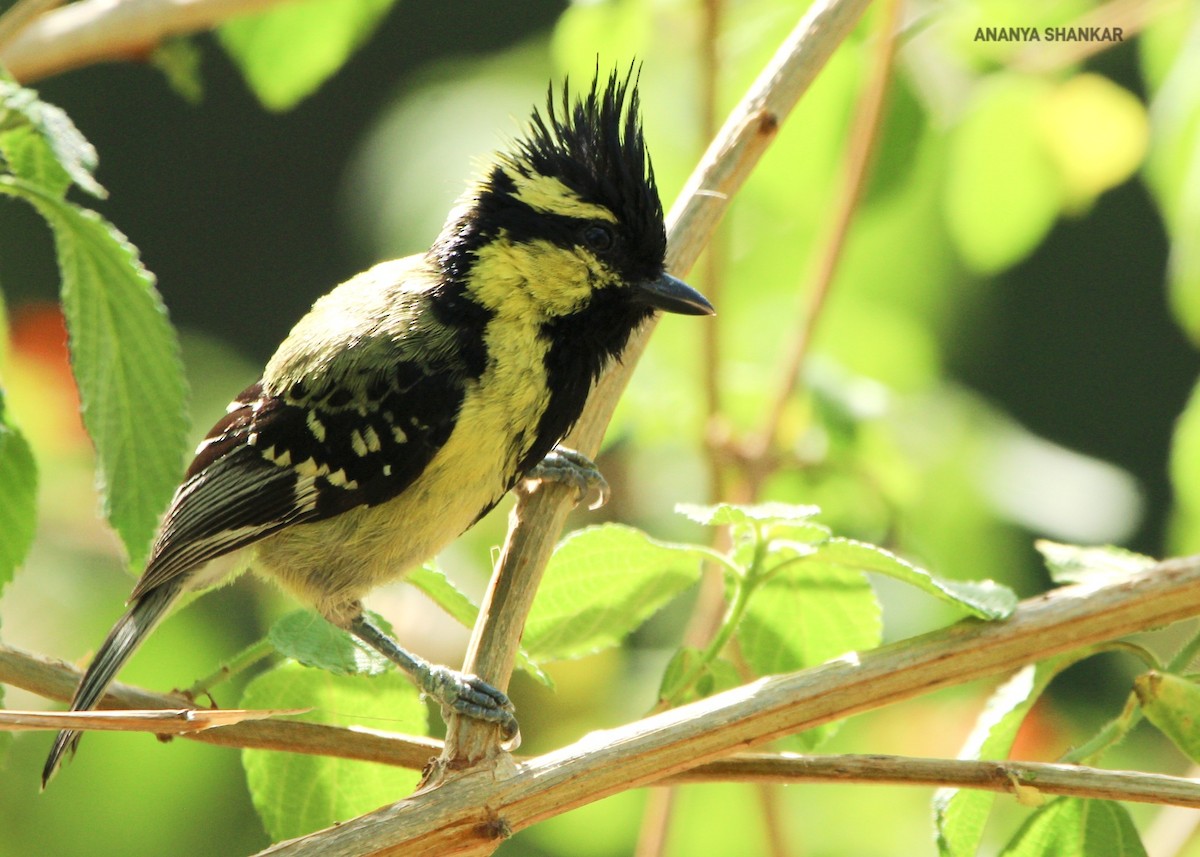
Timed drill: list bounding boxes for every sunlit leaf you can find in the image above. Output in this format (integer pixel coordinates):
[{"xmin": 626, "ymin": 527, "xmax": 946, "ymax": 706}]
[
  {"xmin": 524, "ymin": 524, "xmax": 705, "ymax": 662},
  {"xmin": 817, "ymin": 538, "xmax": 1016, "ymax": 619},
  {"xmin": 1169, "ymin": 378, "xmax": 1200, "ymax": 553},
  {"xmin": 1036, "ymin": 74, "xmax": 1148, "ymax": 211},
  {"xmin": 658, "ymin": 647, "xmax": 742, "ymax": 706},
  {"xmin": 935, "ymin": 657, "xmax": 1073, "ymax": 857},
  {"xmin": 1143, "ymin": 16, "xmax": 1200, "ymax": 342},
  {"xmin": 0, "ymin": 125, "xmax": 71, "ymax": 197},
  {"xmin": 1135, "ymin": 671, "xmax": 1200, "ymax": 763},
  {"xmin": 150, "ymin": 38, "xmax": 205, "ymax": 105},
  {"xmin": 241, "ymin": 661, "xmax": 425, "ymax": 841},
  {"xmin": 0, "ymin": 80, "xmax": 104, "ymax": 198},
  {"xmin": 407, "ymin": 564, "xmax": 550, "ymax": 686},
  {"xmin": 0, "ymin": 389, "xmax": 36, "ymax": 591},
  {"xmin": 998, "ymin": 797, "xmax": 1146, "ymax": 857},
  {"xmin": 218, "ymin": 0, "xmax": 396, "ymax": 111},
  {"xmin": 0, "ymin": 179, "xmax": 188, "ymax": 568},
  {"xmin": 945, "ymin": 74, "xmax": 1060, "ymax": 273},
  {"xmin": 1035, "ymin": 540, "xmax": 1156, "ymax": 585},
  {"xmin": 267, "ymin": 610, "xmax": 391, "ymax": 676},
  {"xmin": 676, "ymin": 502, "xmax": 821, "ymax": 528},
  {"xmin": 738, "ymin": 547, "xmax": 881, "ymax": 750}
]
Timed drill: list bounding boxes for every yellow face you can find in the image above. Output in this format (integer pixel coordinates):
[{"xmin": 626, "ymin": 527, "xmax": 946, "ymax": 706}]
[{"xmin": 467, "ymin": 234, "xmax": 617, "ymax": 319}]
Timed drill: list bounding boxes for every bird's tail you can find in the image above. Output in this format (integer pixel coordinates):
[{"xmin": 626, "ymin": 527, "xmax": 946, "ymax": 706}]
[{"xmin": 42, "ymin": 582, "xmax": 181, "ymax": 788}]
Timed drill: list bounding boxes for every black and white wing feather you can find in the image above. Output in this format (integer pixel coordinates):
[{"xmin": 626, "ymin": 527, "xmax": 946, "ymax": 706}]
[{"xmin": 131, "ymin": 363, "xmax": 464, "ymax": 599}]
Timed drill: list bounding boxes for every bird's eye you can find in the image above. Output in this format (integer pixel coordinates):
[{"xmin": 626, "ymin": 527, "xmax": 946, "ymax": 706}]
[{"xmin": 582, "ymin": 224, "xmax": 614, "ymax": 252}]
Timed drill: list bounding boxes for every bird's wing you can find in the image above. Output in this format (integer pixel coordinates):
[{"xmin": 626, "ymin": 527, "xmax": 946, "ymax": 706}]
[{"xmin": 130, "ymin": 368, "xmax": 463, "ymax": 600}]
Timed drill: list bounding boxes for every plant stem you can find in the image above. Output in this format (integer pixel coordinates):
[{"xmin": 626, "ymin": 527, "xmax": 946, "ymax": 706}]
[
  {"xmin": 181, "ymin": 638, "xmax": 276, "ymax": 702},
  {"xmin": 749, "ymin": 0, "xmax": 903, "ymax": 473}
]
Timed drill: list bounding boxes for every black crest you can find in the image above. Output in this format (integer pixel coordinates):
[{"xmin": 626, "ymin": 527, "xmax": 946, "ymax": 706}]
[
  {"xmin": 512, "ymin": 65, "xmax": 666, "ymax": 269},
  {"xmin": 434, "ymin": 65, "xmax": 668, "ymax": 288}
]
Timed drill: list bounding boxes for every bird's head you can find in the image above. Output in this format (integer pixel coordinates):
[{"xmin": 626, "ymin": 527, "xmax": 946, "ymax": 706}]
[{"xmin": 433, "ymin": 67, "xmax": 713, "ymax": 326}]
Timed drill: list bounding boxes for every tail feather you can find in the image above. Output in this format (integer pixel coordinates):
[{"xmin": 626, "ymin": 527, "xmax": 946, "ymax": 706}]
[{"xmin": 42, "ymin": 583, "xmax": 181, "ymax": 788}]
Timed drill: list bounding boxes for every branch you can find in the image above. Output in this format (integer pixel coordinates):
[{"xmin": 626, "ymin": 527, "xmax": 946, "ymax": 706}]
[
  {"xmin": 672, "ymin": 754, "xmax": 1200, "ymax": 808},
  {"xmin": 0, "ymin": 642, "xmax": 442, "ymax": 768},
  {"xmin": 6, "ymin": 639, "xmax": 1200, "ymax": 813},
  {"xmin": 752, "ymin": 0, "xmax": 901, "ymax": 463},
  {"xmin": 254, "ymin": 556, "xmax": 1200, "ymax": 856},
  {"xmin": 439, "ymin": 0, "xmax": 876, "ymax": 772},
  {"xmin": 0, "ymin": 0, "xmax": 293, "ymax": 82}
]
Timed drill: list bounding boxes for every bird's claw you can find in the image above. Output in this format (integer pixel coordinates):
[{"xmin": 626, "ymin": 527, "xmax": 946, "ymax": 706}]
[
  {"xmin": 524, "ymin": 447, "xmax": 609, "ymax": 510},
  {"xmin": 422, "ymin": 664, "xmax": 520, "ymax": 745}
]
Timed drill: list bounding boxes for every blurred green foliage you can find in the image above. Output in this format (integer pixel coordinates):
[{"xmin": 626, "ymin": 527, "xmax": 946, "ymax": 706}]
[{"xmin": 2, "ymin": 0, "xmax": 1200, "ymax": 854}]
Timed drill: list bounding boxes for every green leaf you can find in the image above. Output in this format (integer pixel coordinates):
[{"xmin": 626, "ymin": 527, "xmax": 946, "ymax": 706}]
[
  {"xmin": 677, "ymin": 502, "xmax": 821, "ymax": 528},
  {"xmin": 0, "ymin": 389, "xmax": 37, "ymax": 591},
  {"xmin": 737, "ymin": 546, "xmax": 881, "ymax": 751},
  {"xmin": 150, "ymin": 38, "xmax": 205, "ymax": 105},
  {"xmin": 0, "ymin": 664, "xmax": 8, "ymax": 763},
  {"xmin": 935, "ymin": 657, "xmax": 1073, "ymax": 857},
  {"xmin": 241, "ymin": 661, "xmax": 425, "ymax": 841},
  {"xmin": 218, "ymin": 0, "xmax": 396, "ymax": 111},
  {"xmin": 0, "ymin": 80, "xmax": 105, "ymax": 198},
  {"xmin": 999, "ymin": 798, "xmax": 1147, "ymax": 857},
  {"xmin": 0, "ymin": 125, "xmax": 71, "ymax": 197},
  {"xmin": 1135, "ymin": 671, "xmax": 1200, "ymax": 762},
  {"xmin": 1036, "ymin": 74, "xmax": 1148, "ymax": 211},
  {"xmin": 407, "ymin": 564, "xmax": 551, "ymax": 687},
  {"xmin": 268, "ymin": 610, "xmax": 392, "ymax": 676},
  {"xmin": 816, "ymin": 538, "xmax": 1016, "ymax": 619},
  {"xmin": 1169, "ymin": 378, "xmax": 1200, "ymax": 553},
  {"xmin": 0, "ymin": 179, "xmax": 188, "ymax": 568},
  {"xmin": 524, "ymin": 524, "xmax": 706, "ymax": 662},
  {"xmin": 945, "ymin": 74, "xmax": 1060, "ymax": 273},
  {"xmin": 1142, "ymin": 15, "xmax": 1200, "ymax": 342},
  {"xmin": 1035, "ymin": 540, "xmax": 1156, "ymax": 585},
  {"xmin": 658, "ymin": 647, "xmax": 742, "ymax": 706}
]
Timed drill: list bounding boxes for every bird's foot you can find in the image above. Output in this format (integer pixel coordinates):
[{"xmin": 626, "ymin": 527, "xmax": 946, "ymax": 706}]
[
  {"xmin": 523, "ymin": 447, "xmax": 609, "ymax": 510},
  {"xmin": 419, "ymin": 664, "xmax": 520, "ymax": 744}
]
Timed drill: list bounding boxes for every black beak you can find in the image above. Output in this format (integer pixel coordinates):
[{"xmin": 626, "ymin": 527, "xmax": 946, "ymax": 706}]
[{"xmin": 632, "ymin": 272, "xmax": 715, "ymax": 316}]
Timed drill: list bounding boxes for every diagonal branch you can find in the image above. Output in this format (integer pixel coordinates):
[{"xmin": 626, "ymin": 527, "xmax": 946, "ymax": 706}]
[
  {"xmin": 5, "ymin": 640, "xmax": 1200, "ymax": 813},
  {"xmin": 254, "ymin": 556, "xmax": 1200, "ymax": 856}
]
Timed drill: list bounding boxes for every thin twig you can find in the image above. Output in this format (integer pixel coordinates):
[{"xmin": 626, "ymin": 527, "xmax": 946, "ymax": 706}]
[
  {"xmin": 669, "ymin": 754, "xmax": 1200, "ymax": 808},
  {"xmin": 752, "ymin": 0, "xmax": 902, "ymax": 466},
  {"xmin": 0, "ymin": 706, "xmax": 301, "ymax": 733},
  {"xmin": 0, "ymin": 0, "xmax": 293, "ymax": 82},
  {"xmin": 0, "ymin": 0, "xmax": 67, "ymax": 54},
  {"xmin": 0, "ymin": 642, "xmax": 442, "ymax": 769},
  {"xmin": 698, "ymin": 0, "xmax": 726, "ymax": 435},
  {"xmin": 254, "ymin": 555, "xmax": 1200, "ymax": 855}
]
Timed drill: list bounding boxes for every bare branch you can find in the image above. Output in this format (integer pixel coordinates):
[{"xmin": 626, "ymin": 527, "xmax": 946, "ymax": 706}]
[
  {"xmin": 671, "ymin": 754, "xmax": 1200, "ymax": 808},
  {"xmin": 254, "ymin": 556, "xmax": 1200, "ymax": 856},
  {"xmin": 7, "ymin": 638, "xmax": 1200, "ymax": 815},
  {"xmin": 0, "ymin": 0, "xmax": 293, "ymax": 82},
  {"xmin": 0, "ymin": 642, "xmax": 441, "ymax": 768},
  {"xmin": 752, "ymin": 0, "xmax": 902, "ymax": 464}
]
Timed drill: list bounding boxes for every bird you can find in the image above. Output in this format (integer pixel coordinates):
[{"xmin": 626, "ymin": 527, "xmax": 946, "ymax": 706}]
[{"xmin": 42, "ymin": 66, "xmax": 713, "ymax": 786}]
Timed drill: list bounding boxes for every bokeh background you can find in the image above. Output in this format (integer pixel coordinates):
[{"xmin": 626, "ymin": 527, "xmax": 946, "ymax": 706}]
[{"xmin": 2, "ymin": 0, "xmax": 1199, "ymax": 854}]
